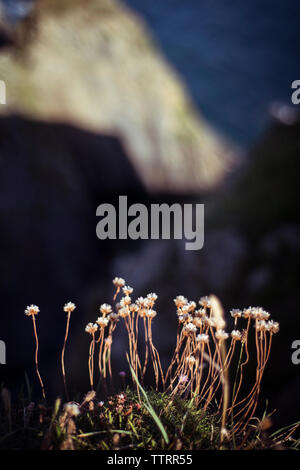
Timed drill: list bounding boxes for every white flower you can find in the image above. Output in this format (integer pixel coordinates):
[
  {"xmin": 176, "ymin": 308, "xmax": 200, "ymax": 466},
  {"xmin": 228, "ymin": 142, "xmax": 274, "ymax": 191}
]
[
  {"xmin": 85, "ymin": 323, "xmax": 98, "ymax": 334},
  {"xmin": 267, "ymin": 320, "xmax": 279, "ymax": 334},
  {"xmin": 187, "ymin": 355, "xmax": 196, "ymax": 365},
  {"xmin": 215, "ymin": 329, "xmax": 229, "ymax": 341},
  {"xmin": 96, "ymin": 316, "xmax": 109, "ymax": 328},
  {"xmin": 146, "ymin": 309, "xmax": 157, "ymax": 319},
  {"xmin": 119, "ymin": 307, "xmax": 129, "ymax": 318},
  {"xmin": 231, "ymin": 330, "xmax": 242, "ymax": 341},
  {"xmin": 122, "ymin": 285, "xmax": 133, "ymax": 295},
  {"xmin": 196, "ymin": 334, "xmax": 209, "ymax": 344},
  {"xmin": 120, "ymin": 296, "xmax": 131, "ymax": 307},
  {"xmin": 100, "ymin": 303, "xmax": 112, "ymax": 315},
  {"xmin": 183, "ymin": 322, "xmax": 197, "ymax": 335},
  {"xmin": 147, "ymin": 293, "xmax": 158, "ymax": 302},
  {"xmin": 174, "ymin": 295, "xmax": 188, "ymax": 308},
  {"xmin": 136, "ymin": 297, "xmax": 150, "ymax": 308},
  {"xmin": 130, "ymin": 303, "xmax": 139, "ymax": 313},
  {"xmin": 243, "ymin": 307, "xmax": 253, "ymax": 319},
  {"xmin": 25, "ymin": 304, "xmax": 39, "ymax": 316},
  {"xmin": 230, "ymin": 309, "xmax": 242, "ymax": 319},
  {"xmin": 113, "ymin": 277, "xmax": 125, "ymax": 288},
  {"xmin": 199, "ymin": 296, "xmax": 211, "ymax": 308},
  {"xmin": 63, "ymin": 302, "xmax": 76, "ymax": 313}
]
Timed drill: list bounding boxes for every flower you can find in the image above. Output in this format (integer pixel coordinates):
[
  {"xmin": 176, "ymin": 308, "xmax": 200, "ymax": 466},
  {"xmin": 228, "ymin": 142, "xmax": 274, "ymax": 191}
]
[
  {"xmin": 230, "ymin": 309, "xmax": 242, "ymax": 319},
  {"xmin": 187, "ymin": 355, "xmax": 196, "ymax": 365},
  {"xmin": 183, "ymin": 322, "xmax": 197, "ymax": 335},
  {"xmin": 267, "ymin": 320, "xmax": 279, "ymax": 334},
  {"xmin": 147, "ymin": 293, "xmax": 158, "ymax": 302},
  {"xmin": 178, "ymin": 374, "xmax": 189, "ymax": 384},
  {"xmin": 187, "ymin": 301, "xmax": 196, "ymax": 312},
  {"xmin": 63, "ymin": 302, "xmax": 76, "ymax": 313},
  {"xmin": 85, "ymin": 323, "xmax": 98, "ymax": 334},
  {"xmin": 122, "ymin": 285, "xmax": 133, "ymax": 295},
  {"xmin": 136, "ymin": 297, "xmax": 150, "ymax": 308},
  {"xmin": 25, "ymin": 304, "xmax": 39, "ymax": 316},
  {"xmin": 146, "ymin": 309, "xmax": 157, "ymax": 319},
  {"xmin": 119, "ymin": 307, "xmax": 129, "ymax": 318},
  {"xmin": 231, "ymin": 330, "xmax": 242, "ymax": 341},
  {"xmin": 100, "ymin": 303, "xmax": 112, "ymax": 315},
  {"xmin": 120, "ymin": 296, "xmax": 131, "ymax": 307},
  {"xmin": 243, "ymin": 307, "xmax": 253, "ymax": 319},
  {"xmin": 215, "ymin": 329, "xmax": 229, "ymax": 341},
  {"xmin": 196, "ymin": 333, "xmax": 210, "ymax": 344},
  {"xmin": 96, "ymin": 316, "xmax": 109, "ymax": 328},
  {"xmin": 174, "ymin": 295, "xmax": 188, "ymax": 308},
  {"xmin": 108, "ymin": 312, "xmax": 119, "ymax": 322},
  {"xmin": 113, "ymin": 277, "xmax": 125, "ymax": 288},
  {"xmin": 199, "ymin": 296, "xmax": 211, "ymax": 308}
]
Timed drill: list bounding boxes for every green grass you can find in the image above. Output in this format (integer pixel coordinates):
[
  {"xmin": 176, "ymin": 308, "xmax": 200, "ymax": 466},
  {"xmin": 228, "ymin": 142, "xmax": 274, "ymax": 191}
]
[{"xmin": 1, "ymin": 386, "xmax": 299, "ymax": 450}]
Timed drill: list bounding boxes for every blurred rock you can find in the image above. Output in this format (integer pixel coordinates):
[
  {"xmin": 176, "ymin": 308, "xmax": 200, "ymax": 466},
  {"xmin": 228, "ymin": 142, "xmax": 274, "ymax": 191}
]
[{"xmin": 0, "ymin": 0, "xmax": 237, "ymax": 193}]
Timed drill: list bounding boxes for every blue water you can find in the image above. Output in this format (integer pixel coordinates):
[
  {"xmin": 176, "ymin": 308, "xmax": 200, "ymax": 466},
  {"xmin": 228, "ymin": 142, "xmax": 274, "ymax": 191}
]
[{"xmin": 2, "ymin": 0, "xmax": 300, "ymax": 145}]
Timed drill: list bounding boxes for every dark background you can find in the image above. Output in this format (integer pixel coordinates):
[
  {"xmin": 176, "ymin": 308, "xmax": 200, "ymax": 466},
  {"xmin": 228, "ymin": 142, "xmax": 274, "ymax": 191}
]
[{"xmin": 0, "ymin": 0, "xmax": 300, "ymax": 432}]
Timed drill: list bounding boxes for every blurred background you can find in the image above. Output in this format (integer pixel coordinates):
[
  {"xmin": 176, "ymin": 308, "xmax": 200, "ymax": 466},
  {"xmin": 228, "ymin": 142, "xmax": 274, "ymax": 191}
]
[{"xmin": 0, "ymin": 0, "xmax": 299, "ymax": 430}]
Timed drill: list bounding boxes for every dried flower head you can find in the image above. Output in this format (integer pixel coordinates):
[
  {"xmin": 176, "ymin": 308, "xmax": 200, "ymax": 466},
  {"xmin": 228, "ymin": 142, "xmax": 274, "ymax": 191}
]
[{"xmin": 25, "ymin": 304, "xmax": 40, "ymax": 316}]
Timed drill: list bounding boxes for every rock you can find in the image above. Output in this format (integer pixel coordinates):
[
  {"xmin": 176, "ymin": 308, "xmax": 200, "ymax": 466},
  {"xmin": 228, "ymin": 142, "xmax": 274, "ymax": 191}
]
[{"xmin": 0, "ymin": 0, "xmax": 237, "ymax": 194}]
